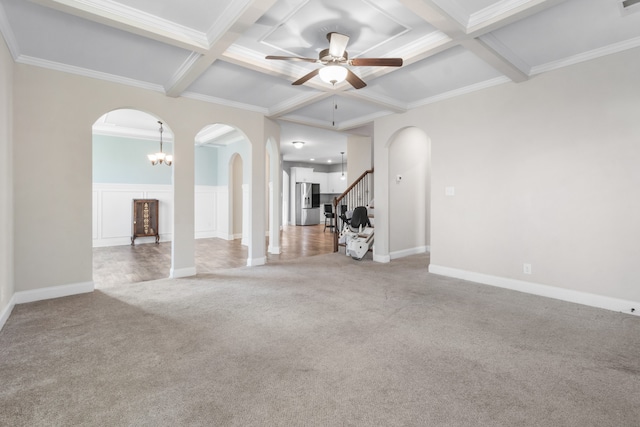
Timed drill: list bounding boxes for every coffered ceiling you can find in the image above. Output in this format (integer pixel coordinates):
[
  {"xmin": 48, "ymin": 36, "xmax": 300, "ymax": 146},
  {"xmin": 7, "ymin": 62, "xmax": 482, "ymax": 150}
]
[{"xmin": 1, "ymin": 0, "xmax": 639, "ymax": 163}]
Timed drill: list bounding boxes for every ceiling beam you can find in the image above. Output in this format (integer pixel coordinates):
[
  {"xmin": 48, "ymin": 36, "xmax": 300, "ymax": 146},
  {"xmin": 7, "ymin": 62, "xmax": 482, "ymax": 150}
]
[
  {"xmin": 397, "ymin": 0, "xmax": 529, "ymax": 82},
  {"xmin": 165, "ymin": 0, "xmax": 278, "ymax": 97}
]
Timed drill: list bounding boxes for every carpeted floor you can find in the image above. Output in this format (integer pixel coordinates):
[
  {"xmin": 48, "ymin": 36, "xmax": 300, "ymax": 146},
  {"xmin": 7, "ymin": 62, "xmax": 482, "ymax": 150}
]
[{"xmin": 1, "ymin": 253, "xmax": 639, "ymax": 426}]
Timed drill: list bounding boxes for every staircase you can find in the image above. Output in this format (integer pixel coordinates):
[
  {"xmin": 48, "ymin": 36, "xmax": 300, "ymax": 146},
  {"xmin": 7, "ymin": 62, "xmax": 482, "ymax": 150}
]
[{"xmin": 332, "ymin": 168, "xmax": 374, "ymax": 252}]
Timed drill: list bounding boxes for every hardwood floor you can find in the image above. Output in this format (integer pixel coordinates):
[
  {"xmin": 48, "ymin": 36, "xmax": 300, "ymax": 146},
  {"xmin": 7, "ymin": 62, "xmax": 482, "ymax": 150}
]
[{"xmin": 93, "ymin": 225, "xmax": 337, "ymax": 287}]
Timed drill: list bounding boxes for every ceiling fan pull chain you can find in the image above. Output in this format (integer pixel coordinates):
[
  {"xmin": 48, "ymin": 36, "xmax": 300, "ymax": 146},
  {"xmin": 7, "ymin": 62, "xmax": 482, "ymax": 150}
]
[{"xmin": 332, "ymin": 96, "xmax": 336, "ymax": 127}]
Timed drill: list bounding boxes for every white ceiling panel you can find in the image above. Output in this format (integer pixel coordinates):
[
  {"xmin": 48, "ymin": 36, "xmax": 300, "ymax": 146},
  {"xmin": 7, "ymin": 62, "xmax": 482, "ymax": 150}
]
[
  {"xmin": 109, "ymin": 0, "xmax": 237, "ymax": 33},
  {"xmin": 2, "ymin": 0, "xmax": 192, "ymax": 84},
  {"xmin": 238, "ymin": 0, "xmax": 438, "ymax": 59},
  {"xmin": 489, "ymin": 0, "xmax": 640, "ymax": 71},
  {"xmin": 366, "ymin": 46, "xmax": 503, "ymax": 104},
  {"xmin": 186, "ymin": 60, "xmax": 318, "ymax": 109}
]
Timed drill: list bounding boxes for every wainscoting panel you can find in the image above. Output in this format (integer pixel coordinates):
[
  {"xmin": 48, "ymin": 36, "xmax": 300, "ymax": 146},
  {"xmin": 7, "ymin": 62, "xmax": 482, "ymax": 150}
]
[
  {"xmin": 93, "ymin": 184, "xmax": 229, "ymax": 247},
  {"xmin": 100, "ymin": 190, "xmax": 145, "ymax": 240}
]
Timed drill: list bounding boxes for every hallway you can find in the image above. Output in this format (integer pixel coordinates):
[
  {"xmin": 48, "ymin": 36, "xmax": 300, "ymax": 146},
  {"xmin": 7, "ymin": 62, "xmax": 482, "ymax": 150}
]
[{"xmin": 93, "ymin": 225, "xmax": 337, "ymax": 288}]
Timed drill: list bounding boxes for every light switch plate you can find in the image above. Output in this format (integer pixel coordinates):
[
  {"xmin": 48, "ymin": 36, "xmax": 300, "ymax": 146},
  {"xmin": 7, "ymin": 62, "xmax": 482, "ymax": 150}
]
[{"xmin": 445, "ymin": 186, "xmax": 455, "ymax": 196}]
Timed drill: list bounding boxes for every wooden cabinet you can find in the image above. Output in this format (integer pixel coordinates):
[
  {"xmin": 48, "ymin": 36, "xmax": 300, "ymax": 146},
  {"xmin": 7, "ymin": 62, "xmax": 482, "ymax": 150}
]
[{"xmin": 131, "ymin": 199, "xmax": 159, "ymax": 245}]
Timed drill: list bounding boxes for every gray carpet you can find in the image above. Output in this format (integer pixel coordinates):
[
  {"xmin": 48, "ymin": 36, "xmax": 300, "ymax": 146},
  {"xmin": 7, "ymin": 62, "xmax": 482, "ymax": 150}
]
[{"xmin": 1, "ymin": 253, "xmax": 639, "ymax": 426}]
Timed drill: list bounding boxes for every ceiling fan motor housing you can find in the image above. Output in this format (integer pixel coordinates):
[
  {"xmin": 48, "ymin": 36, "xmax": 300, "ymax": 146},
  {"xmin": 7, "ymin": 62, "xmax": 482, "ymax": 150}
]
[{"xmin": 319, "ymin": 48, "xmax": 347, "ymax": 63}]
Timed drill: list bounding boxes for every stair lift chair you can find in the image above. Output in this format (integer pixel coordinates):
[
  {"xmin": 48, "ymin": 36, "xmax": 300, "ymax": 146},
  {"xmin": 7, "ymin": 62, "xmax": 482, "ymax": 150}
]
[{"xmin": 338, "ymin": 206, "xmax": 374, "ymax": 260}]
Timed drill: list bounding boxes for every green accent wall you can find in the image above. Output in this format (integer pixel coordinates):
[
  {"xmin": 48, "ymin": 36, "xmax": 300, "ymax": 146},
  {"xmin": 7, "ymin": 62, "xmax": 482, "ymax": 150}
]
[
  {"xmin": 93, "ymin": 134, "xmax": 173, "ymax": 184},
  {"xmin": 194, "ymin": 145, "xmax": 219, "ymax": 185}
]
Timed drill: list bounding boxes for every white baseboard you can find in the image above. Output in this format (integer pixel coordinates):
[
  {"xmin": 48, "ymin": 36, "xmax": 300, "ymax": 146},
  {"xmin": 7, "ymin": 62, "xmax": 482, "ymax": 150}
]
[
  {"xmin": 14, "ymin": 281, "xmax": 94, "ymax": 305},
  {"xmin": 93, "ymin": 234, "xmax": 172, "ymax": 248},
  {"xmin": 373, "ymin": 253, "xmax": 391, "ymax": 263},
  {"xmin": 268, "ymin": 245, "xmax": 281, "ymax": 255},
  {"xmin": 0, "ymin": 295, "xmax": 16, "ymax": 332},
  {"xmin": 247, "ymin": 257, "xmax": 266, "ymax": 267},
  {"xmin": 390, "ymin": 245, "xmax": 430, "ymax": 260},
  {"xmin": 429, "ymin": 264, "xmax": 639, "ymax": 317},
  {"xmin": 170, "ymin": 267, "xmax": 197, "ymax": 278}
]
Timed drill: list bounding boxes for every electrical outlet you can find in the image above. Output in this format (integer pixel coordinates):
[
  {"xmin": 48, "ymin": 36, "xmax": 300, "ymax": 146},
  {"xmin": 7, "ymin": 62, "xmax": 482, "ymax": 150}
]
[{"xmin": 523, "ymin": 263, "xmax": 532, "ymax": 275}]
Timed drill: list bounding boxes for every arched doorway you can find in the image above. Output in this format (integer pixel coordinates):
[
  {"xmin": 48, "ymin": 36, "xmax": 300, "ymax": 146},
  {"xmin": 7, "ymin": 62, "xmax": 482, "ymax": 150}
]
[
  {"xmin": 387, "ymin": 126, "xmax": 431, "ymax": 259},
  {"xmin": 91, "ymin": 108, "xmax": 174, "ymax": 287}
]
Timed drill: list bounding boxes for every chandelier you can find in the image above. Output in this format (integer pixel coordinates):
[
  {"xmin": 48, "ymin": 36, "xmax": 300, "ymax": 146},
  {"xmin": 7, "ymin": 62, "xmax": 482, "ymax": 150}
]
[{"xmin": 148, "ymin": 121, "xmax": 172, "ymax": 166}]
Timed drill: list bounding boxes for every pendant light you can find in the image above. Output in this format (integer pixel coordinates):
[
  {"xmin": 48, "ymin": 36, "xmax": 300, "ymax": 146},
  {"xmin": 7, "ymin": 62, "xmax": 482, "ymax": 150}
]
[
  {"xmin": 340, "ymin": 151, "xmax": 346, "ymax": 180},
  {"xmin": 148, "ymin": 121, "xmax": 172, "ymax": 166}
]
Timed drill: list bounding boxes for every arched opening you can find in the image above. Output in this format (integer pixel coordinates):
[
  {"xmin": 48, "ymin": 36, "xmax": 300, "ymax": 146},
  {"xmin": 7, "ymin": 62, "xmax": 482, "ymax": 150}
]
[
  {"xmin": 192, "ymin": 123, "xmax": 252, "ymax": 270},
  {"xmin": 388, "ymin": 126, "xmax": 431, "ymax": 259},
  {"xmin": 91, "ymin": 108, "xmax": 174, "ymax": 287}
]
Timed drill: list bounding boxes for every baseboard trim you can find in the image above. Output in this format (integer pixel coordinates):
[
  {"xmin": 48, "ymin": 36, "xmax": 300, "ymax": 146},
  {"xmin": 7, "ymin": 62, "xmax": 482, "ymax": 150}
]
[
  {"xmin": 373, "ymin": 253, "xmax": 391, "ymax": 263},
  {"xmin": 429, "ymin": 264, "xmax": 639, "ymax": 317},
  {"xmin": 0, "ymin": 295, "xmax": 16, "ymax": 332},
  {"xmin": 268, "ymin": 245, "xmax": 281, "ymax": 255},
  {"xmin": 390, "ymin": 245, "xmax": 430, "ymax": 260},
  {"xmin": 14, "ymin": 281, "xmax": 94, "ymax": 305},
  {"xmin": 170, "ymin": 267, "xmax": 197, "ymax": 278},
  {"xmin": 247, "ymin": 257, "xmax": 266, "ymax": 267}
]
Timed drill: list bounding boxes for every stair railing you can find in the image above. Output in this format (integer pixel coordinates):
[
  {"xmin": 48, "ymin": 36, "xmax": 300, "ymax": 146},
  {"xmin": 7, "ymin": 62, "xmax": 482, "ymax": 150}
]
[{"xmin": 332, "ymin": 168, "xmax": 373, "ymax": 252}]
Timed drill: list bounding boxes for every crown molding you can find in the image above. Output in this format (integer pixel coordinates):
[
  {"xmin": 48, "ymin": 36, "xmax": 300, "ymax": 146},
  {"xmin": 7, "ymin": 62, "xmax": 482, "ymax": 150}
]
[
  {"xmin": 181, "ymin": 91, "xmax": 268, "ymax": 114},
  {"xmin": 408, "ymin": 76, "xmax": 511, "ymax": 109},
  {"xmin": 31, "ymin": 0, "xmax": 208, "ymax": 51},
  {"xmin": 467, "ymin": 0, "xmax": 531, "ymax": 29},
  {"xmin": 530, "ymin": 36, "xmax": 640, "ymax": 75},
  {"xmin": 16, "ymin": 55, "xmax": 166, "ymax": 93},
  {"xmin": 92, "ymin": 125, "xmax": 175, "ymax": 142}
]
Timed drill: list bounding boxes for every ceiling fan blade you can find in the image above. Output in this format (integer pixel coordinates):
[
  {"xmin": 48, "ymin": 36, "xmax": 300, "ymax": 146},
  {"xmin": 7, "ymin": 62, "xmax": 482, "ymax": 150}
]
[
  {"xmin": 350, "ymin": 58, "xmax": 403, "ymax": 67},
  {"xmin": 266, "ymin": 55, "xmax": 318, "ymax": 63},
  {"xmin": 328, "ymin": 32, "xmax": 350, "ymax": 59},
  {"xmin": 292, "ymin": 68, "xmax": 320, "ymax": 86},
  {"xmin": 345, "ymin": 69, "xmax": 366, "ymax": 89}
]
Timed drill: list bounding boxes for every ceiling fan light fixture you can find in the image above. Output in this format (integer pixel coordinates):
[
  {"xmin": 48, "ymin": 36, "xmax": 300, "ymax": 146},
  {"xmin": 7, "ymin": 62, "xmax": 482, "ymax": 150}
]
[
  {"xmin": 293, "ymin": 141, "xmax": 305, "ymax": 149},
  {"xmin": 319, "ymin": 65, "xmax": 348, "ymax": 85}
]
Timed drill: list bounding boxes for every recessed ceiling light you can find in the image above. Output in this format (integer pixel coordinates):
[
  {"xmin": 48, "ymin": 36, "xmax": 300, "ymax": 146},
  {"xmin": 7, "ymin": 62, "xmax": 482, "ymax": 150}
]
[
  {"xmin": 292, "ymin": 141, "xmax": 304, "ymax": 149},
  {"xmin": 310, "ymin": 158, "xmax": 315, "ymax": 161},
  {"xmin": 327, "ymin": 159, "xmax": 332, "ymax": 163}
]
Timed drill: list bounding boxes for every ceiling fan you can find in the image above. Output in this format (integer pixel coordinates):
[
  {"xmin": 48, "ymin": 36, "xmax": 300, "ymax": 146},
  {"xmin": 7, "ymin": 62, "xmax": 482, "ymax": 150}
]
[{"xmin": 265, "ymin": 32, "xmax": 403, "ymax": 89}]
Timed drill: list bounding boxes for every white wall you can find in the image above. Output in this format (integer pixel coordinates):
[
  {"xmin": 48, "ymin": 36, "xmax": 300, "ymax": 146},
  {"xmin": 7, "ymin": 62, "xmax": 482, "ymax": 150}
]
[
  {"xmin": 12, "ymin": 63, "xmax": 270, "ymax": 294},
  {"xmin": 0, "ymin": 34, "xmax": 14, "ymax": 327},
  {"xmin": 375, "ymin": 47, "xmax": 640, "ymax": 313}
]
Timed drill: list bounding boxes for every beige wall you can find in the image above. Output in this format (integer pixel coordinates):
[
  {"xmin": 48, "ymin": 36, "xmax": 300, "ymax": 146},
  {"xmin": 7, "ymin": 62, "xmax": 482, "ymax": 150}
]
[
  {"xmin": 0, "ymin": 34, "xmax": 13, "ymax": 319},
  {"xmin": 13, "ymin": 64, "xmax": 270, "ymax": 292},
  {"xmin": 376, "ymin": 46, "xmax": 640, "ymax": 305},
  {"xmin": 347, "ymin": 135, "xmax": 371, "ymax": 182},
  {"xmin": 388, "ymin": 127, "xmax": 429, "ymax": 256}
]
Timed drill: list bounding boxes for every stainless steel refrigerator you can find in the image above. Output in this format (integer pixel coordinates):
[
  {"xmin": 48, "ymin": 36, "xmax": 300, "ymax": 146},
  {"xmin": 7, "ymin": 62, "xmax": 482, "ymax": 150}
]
[{"xmin": 295, "ymin": 182, "xmax": 320, "ymax": 225}]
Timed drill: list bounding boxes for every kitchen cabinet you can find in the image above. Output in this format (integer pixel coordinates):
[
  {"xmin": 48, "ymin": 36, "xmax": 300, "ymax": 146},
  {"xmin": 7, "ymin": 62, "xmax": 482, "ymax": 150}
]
[
  {"xmin": 327, "ymin": 172, "xmax": 348, "ymax": 194},
  {"xmin": 292, "ymin": 167, "xmax": 314, "ymax": 183},
  {"xmin": 313, "ymin": 171, "xmax": 328, "ymax": 192}
]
